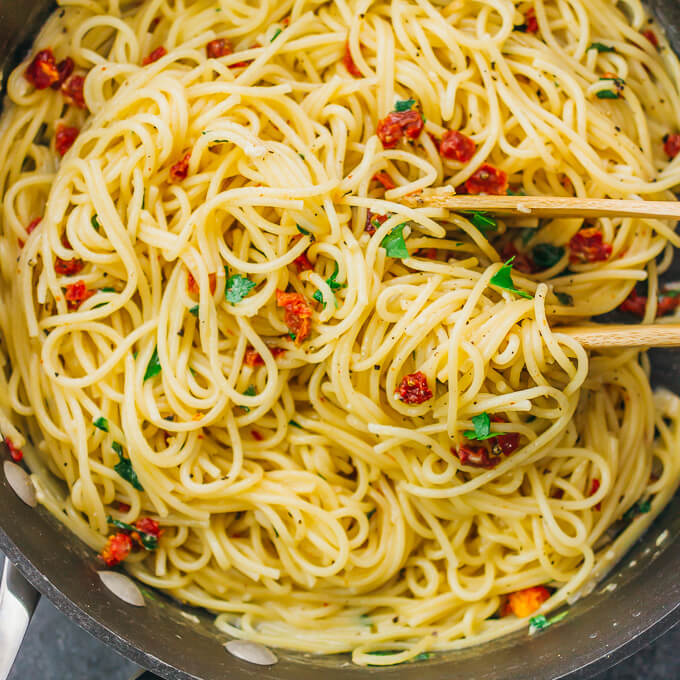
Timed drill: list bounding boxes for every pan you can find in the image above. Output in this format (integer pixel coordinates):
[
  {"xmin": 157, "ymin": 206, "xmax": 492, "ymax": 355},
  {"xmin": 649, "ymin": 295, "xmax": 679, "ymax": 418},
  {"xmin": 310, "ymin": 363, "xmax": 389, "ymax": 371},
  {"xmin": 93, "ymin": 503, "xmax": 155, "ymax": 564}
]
[{"xmin": 1, "ymin": 1, "xmax": 680, "ymax": 679}]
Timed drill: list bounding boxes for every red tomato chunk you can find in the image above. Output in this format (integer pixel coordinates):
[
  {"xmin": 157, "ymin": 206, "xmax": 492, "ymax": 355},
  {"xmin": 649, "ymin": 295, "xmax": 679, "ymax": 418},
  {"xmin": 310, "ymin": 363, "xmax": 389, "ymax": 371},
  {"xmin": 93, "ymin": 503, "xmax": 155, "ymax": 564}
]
[
  {"xmin": 440, "ymin": 130, "xmax": 476, "ymax": 163},
  {"xmin": 396, "ymin": 371, "xmax": 432, "ymax": 404},
  {"xmin": 100, "ymin": 532, "xmax": 133, "ymax": 567},
  {"xmin": 465, "ymin": 163, "xmax": 508, "ymax": 195},
  {"xmin": 206, "ymin": 38, "xmax": 233, "ymax": 58},
  {"xmin": 568, "ymin": 227, "xmax": 612, "ymax": 263},
  {"xmin": 377, "ymin": 110, "xmax": 424, "ymax": 148},
  {"xmin": 276, "ymin": 289, "xmax": 312, "ymax": 344},
  {"xmin": 25, "ymin": 49, "xmax": 60, "ymax": 89},
  {"xmin": 65, "ymin": 280, "xmax": 94, "ymax": 310}
]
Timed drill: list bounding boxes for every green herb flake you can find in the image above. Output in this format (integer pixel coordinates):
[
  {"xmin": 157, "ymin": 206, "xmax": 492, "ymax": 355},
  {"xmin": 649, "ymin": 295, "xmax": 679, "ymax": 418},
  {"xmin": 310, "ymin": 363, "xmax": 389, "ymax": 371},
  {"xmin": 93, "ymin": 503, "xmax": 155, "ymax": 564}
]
[
  {"xmin": 469, "ymin": 211, "xmax": 497, "ymax": 233},
  {"xmin": 100, "ymin": 287, "xmax": 116, "ymax": 293},
  {"xmin": 555, "ymin": 291, "xmax": 574, "ymax": 306},
  {"xmin": 271, "ymin": 28, "xmax": 282, "ymax": 42},
  {"xmin": 380, "ymin": 223, "xmax": 409, "ymax": 259},
  {"xmin": 489, "ymin": 258, "xmax": 533, "ymax": 299},
  {"xmin": 313, "ymin": 261, "xmax": 346, "ymax": 308},
  {"xmin": 144, "ymin": 347, "xmax": 161, "ymax": 381},
  {"xmin": 93, "ymin": 416, "xmax": 109, "ymax": 432},
  {"xmin": 623, "ymin": 498, "xmax": 652, "ymax": 522},
  {"xmin": 394, "ymin": 98, "xmax": 415, "ymax": 112},
  {"xmin": 91, "ymin": 214, "xmax": 100, "ymax": 231},
  {"xmin": 532, "ymin": 243, "xmax": 564, "ymax": 269},
  {"xmin": 597, "ymin": 89, "xmax": 620, "ymax": 100},
  {"xmin": 225, "ymin": 274, "xmax": 256, "ymax": 304},
  {"xmin": 588, "ymin": 42, "xmax": 616, "ymax": 53},
  {"xmin": 189, "ymin": 304, "xmax": 199, "ymax": 317},
  {"xmin": 464, "ymin": 412, "xmax": 504, "ymax": 441},
  {"xmin": 289, "ymin": 420, "xmax": 303, "ymax": 429},
  {"xmin": 112, "ymin": 444, "xmax": 144, "ymax": 491},
  {"xmin": 296, "ymin": 224, "xmax": 310, "ymax": 235},
  {"xmin": 244, "ymin": 385, "xmax": 256, "ymax": 396},
  {"xmin": 106, "ymin": 515, "xmax": 157, "ymax": 550},
  {"xmin": 529, "ymin": 610, "xmax": 568, "ymax": 634}
]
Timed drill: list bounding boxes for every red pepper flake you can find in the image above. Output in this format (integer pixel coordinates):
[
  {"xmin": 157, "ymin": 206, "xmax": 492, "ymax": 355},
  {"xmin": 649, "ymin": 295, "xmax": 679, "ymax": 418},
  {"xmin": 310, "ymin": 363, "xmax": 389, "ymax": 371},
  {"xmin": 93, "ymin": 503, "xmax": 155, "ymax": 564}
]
[
  {"xmin": 55, "ymin": 255, "xmax": 84, "ymax": 276},
  {"xmin": 55, "ymin": 124, "xmax": 79, "ymax": 156},
  {"xmin": 276, "ymin": 289, "xmax": 312, "ymax": 344},
  {"xmin": 343, "ymin": 41, "xmax": 362, "ymax": 77},
  {"xmin": 293, "ymin": 252, "xmax": 313, "ymax": 273},
  {"xmin": 64, "ymin": 280, "xmax": 94, "ymax": 310},
  {"xmin": 25, "ymin": 49, "xmax": 60, "ymax": 89},
  {"xmin": 18, "ymin": 217, "xmax": 42, "ymax": 247},
  {"xmin": 568, "ymin": 227, "xmax": 612, "ymax": 263},
  {"xmin": 396, "ymin": 371, "xmax": 432, "ymax": 404},
  {"xmin": 590, "ymin": 478, "xmax": 602, "ymax": 511},
  {"xmin": 187, "ymin": 271, "xmax": 217, "ymax": 295},
  {"xmin": 252, "ymin": 430, "xmax": 263, "ymax": 441},
  {"xmin": 502, "ymin": 242, "xmax": 535, "ymax": 274},
  {"xmin": 229, "ymin": 43, "xmax": 260, "ymax": 69},
  {"xmin": 61, "ymin": 74, "xmax": 86, "ymax": 109},
  {"xmin": 52, "ymin": 57, "xmax": 74, "ymax": 89},
  {"xmin": 365, "ymin": 210, "xmax": 388, "ymax": 236},
  {"xmin": 489, "ymin": 414, "xmax": 520, "ymax": 456},
  {"xmin": 169, "ymin": 151, "xmax": 191, "ymax": 183},
  {"xmin": 454, "ymin": 444, "xmax": 496, "ymax": 468},
  {"xmin": 100, "ymin": 532, "xmax": 133, "ymax": 567},
  {"xmin": 245, "ymin": 348, "xmax": 265, "ymax": 367},
  {"xmin": 4, "ymin": 437, "xmax": 23, "ymax": 462},
  {"xmin": 524, "ymin": 7, "xmax": 539, "ymax": 33},
  {"xmin": 372, "ymin": 171, "xmax": 396, "ymax": 190},
  {"xmin": 465, "ymin": 163, "xmax": 508, "ymax": 195},
  {"xmin": 206, "ymin": 38, "xmax": 234, "ymax": 59},
  {"xmin": 642, "ymin": 29, "xmax": 659, "ymax": 48},
  {"xmin": 271, "ymin": 347, "xmax": 286, "ymax": 358},
  {"xmin": 439, "ymin": 129, "xmax": 476, "ymax": 163},
  {"xmin": 142, "ymin": 46, "xmax": 167, "ymax": 65},
  {"xmin": 505, "ymin": 586, "xmax": 550, "ymax": 618},
  {"xmin": 663, "ymin": 133, "xmax": 680, "ymax": 160},
  {"xmin": 376, "ymin": 110, "xmax": 424, "ymax": 149}
]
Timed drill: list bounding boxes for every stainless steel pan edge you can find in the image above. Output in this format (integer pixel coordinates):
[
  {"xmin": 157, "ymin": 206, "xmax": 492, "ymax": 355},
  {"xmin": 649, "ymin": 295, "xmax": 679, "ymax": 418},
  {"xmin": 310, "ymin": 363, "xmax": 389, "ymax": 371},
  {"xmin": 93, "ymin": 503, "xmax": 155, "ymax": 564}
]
[{"xmin": 1, "ymin": 1, "xmax": 680, "ymax": 679}]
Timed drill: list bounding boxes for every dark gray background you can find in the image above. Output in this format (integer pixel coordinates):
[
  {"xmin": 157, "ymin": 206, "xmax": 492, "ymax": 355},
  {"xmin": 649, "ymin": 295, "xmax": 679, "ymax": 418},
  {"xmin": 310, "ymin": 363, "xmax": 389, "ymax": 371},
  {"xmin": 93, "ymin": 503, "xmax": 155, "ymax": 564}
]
[{"xmin": 1, "ymin": 552, "xmax": 677, "ymax": 680}]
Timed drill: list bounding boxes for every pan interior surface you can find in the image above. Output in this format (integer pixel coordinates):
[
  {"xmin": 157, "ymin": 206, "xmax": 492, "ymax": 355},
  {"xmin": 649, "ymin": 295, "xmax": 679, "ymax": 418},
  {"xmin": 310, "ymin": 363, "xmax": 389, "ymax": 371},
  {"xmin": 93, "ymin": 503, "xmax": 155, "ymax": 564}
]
[{"xmin": 0, "ymin": 2, "xmax": 680, "ymax": 679}]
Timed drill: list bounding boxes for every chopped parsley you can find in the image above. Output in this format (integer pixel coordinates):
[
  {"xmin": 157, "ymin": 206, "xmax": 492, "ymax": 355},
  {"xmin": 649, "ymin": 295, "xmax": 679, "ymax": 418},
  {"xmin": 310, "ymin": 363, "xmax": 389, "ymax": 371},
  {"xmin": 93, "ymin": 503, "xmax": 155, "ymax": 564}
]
[
  {"xmin": 366, "ymin": 651, "xmax": 432, "ymax": 664},
  {"xmin": 91, "ymin": 214, "xmax": 100, "ymax": 231},
  {"xmin": 241, "ymin": 385, "xmax": 256, "ymax": 412},
  {"xmin": 597, "ymin": 76, "xmax": 625, "ymax": 100},
  {"xmin": 489, "ymin": 258, "xmax": 533, "ymax": 299},
  {"xmin": 588, "ymin": 42, "xmax": 616, "ymax": 53},
  {"xmin": 623, "ymin": 498, "xmax": 651, "ymax": 522},
  {"xmin": 112, "ymin": 443, "xmax": 144, "ymax": 491},
  {"xmin": 100, "ymin": 287, "xmax": 116, "ymax": 293},
  {"xmin": 106, "ymin": 516, "xmax": 158, "ymax": 550},
  {"xmin": 532, "ymin": 243, "xmax": 564, "ymax": 269},
  {"xmin": 529, "ymin": 610, "xmax": 568, "ymax": 634},
  {"xmin": 313, "ymin": 261, "xmax": 346, "ymax": 307},
  {"xmin": 464, "ymin": 412, "xmax": 504, "ymax": 440},
  {"xmin": 469, "ymin": 211, "xmax": 497, "ymax": 233},
  {"xmin": 189, "ymin": 304, "xmax": 199, "ymax": 316},
  {"xmin": 225, "ymin": 274, "xmax": 256, "ymax": 304},
  {"xmin": 296, "ymin": 224, "xmax": 310, "ymax": 235},
  {"xmin": 93, "ymin": 416, "xmax": 109, "ymax": 432},
  {"xmin": 380, "ymin": 223, "xmax": 409, "ymax": 259},
  {"xmin": 144, "ymin": 347, "xmax": 161, "ymax": 381},
  {"xmin": 394, "ymin": 98, "xmax": 415, "ymax": 112},
  {"xmin": 271, "ymin": 28, "xmax": 282, "ymax": 41},
  {"xmin": 289, "ymin": 419, "xmax": 303, "ymax": 429}
]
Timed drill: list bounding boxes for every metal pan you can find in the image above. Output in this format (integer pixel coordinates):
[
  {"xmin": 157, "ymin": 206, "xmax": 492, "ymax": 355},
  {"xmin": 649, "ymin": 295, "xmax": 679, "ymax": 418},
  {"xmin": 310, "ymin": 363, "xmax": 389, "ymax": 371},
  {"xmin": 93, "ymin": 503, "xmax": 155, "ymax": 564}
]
[{"xmin": 2, "ymin": 1, "xmax": 680, "ymax": 679}]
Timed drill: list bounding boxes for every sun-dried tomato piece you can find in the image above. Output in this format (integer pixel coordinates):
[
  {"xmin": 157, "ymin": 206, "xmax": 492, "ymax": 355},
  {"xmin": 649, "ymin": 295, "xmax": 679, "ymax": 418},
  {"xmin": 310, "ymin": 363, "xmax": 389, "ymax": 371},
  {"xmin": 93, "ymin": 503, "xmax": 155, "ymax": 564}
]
[
  {"xmin": 489, "ymin": 414, "xmax": 520, "ymax": 456},
  {"xmin": 376, "ymin": 110, "xmax": 424, "ymax": 149},
  {"xmin": 568, "ymin": 227, "xmax": 612, "ymax": 263},
  {"xmin": 642, "ymin": 29, "xmax": 659, "ymax": 48},
  {"xmin": 365, "ymin": 211, "xmax": 388, "ymax": 236},
  {"xmin": 142, "ymin": 46, "xmax": 167, "ymax": 65},
  {"xmin": 52, "ymin": 57, "xmax": 74, "ymax": 89},
  {"xmin": 372, "ymin": 171, "xmax": 396, "ymax": 190},
  {"xmin": 61, "ymin": 74, "xmax": 86, "ymax": 109},
  {"xmin": 396, "ymin": 371, "xmax": 432, "ymax": 404},
  {"xmin": 465, "ymin": 163, "xmax": 508, "ymax": 195},
  {"xmin": 65, "ymin": 280, "xmax": 94, "ymax": 310},
  {"xmin": 245, "ymin": 348, "xmax": 265, "ymax": 367},
  {"xmin": 134, "ymin": 517, "xmax": 161, "ymax": 538},
  {"xmin": 206, "ymin": 38, "xmax": 234, "ymax": 59},
  {"xmin": 55, "ymin": 124, "xmax": 79, "ymax": 156},
  {"xmin": 4, "ymin": 437, "xmax": 23, "ymax": 462},
  {"xmin": 25, "ymin": 49, "xmax": 60, "ymax": 89},
  {"xmin": 293, "ymin": 252, "xmax": 313, "ymax": 273},
  {"xmin": 590, "ymin": 478, "xmax": 601, "ymax": 511},
  {"xmin": 455, "ymin": 445, "xmax": 496, "ymax": 468},
  {"xmin": 117, "ymin": 501, "xmax": 131, "ymax": 513},
  {"xmin": 100, "ymin": 532, "xmax": 133, "ymax": 567},
  {"xmin": 55, "ymin": 256, "xmax": 84, "ymax": 276},
  {"xmin": 505, "ymin": 586, "xmax": 551, "ymax": 618},
  {"xmin": 502, "ymin": 242, "xmax": 535, "ymax": 274},
  {"xmin": 664, "ymin": 133, "xmax": 680, "ymax": 160},
  {"xmin": 440, "ymin": 129, "xmax": 476, "ymax": 162},
  {"xmin": 343, "ymin": 41, "xmax": 362, "ymax": 77},
  {"xmin": 620, "ymin": 289, "xmax": 680, "ymax": 318},
  {"xmin": 187, "ymin": 271, "xmax": 217, "ymax": 295},
  {"xmin": 524, "ymin": 8, "xmax": 539, "ymax": 33},
  {"xmin": 169, "ymin": 151, "xmax": 191, "ymax": 183},
  {"xmin": 276, "ymin": 289, "xmax": 312, "ymax": 344}
]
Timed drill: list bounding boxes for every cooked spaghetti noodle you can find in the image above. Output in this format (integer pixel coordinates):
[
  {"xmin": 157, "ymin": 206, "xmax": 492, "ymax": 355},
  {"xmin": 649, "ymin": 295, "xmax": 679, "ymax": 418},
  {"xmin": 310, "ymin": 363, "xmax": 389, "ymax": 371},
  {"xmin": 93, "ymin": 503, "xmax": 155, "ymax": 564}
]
[{"xmin": 1, "ymin": 0, "xmax": 680, "ymax": 664}]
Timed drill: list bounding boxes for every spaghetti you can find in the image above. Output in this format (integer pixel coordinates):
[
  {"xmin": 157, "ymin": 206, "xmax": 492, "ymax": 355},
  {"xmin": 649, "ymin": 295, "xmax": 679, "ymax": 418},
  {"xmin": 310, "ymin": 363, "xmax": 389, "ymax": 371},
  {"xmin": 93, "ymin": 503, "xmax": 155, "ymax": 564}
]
[{"xmin": 1, "ymin": 0, "xmax": 680, "ymax": 664}]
